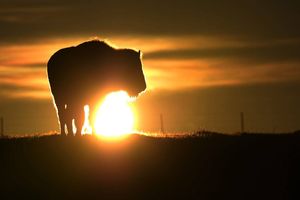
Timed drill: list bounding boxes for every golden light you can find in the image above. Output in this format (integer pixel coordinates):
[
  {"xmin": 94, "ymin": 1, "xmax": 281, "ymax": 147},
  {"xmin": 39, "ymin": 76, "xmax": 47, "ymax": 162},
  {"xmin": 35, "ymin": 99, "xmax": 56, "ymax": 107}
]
[{"xmin": 94, "ymin": 91, "xmax": 135, "ymax": 139}]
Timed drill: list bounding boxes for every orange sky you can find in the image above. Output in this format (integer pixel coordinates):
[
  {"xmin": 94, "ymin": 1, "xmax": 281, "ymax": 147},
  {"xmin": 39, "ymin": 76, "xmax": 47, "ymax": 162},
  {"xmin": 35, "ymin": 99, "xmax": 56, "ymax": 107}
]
[
  {"xmin": 1, "ymin": 36, "xmax": 300, "ymax": 99},
  {"xmin": 1, "ymin": 0, "xmax": 300, "ymax": 135}
]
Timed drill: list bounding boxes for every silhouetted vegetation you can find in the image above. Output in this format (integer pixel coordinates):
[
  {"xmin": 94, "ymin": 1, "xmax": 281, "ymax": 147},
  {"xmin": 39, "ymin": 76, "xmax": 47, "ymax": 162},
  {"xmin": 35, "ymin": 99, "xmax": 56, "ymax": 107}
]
[{"xmin": 0, "ymin": 133, "xmax": 299, "ymax": 199}]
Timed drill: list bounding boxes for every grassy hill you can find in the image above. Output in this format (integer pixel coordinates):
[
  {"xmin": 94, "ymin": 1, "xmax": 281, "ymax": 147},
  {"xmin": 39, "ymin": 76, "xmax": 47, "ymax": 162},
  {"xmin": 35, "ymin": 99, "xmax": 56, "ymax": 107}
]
[{"xmin": 0, "ymin": 133, "xmax": 299, "ymax": 199}]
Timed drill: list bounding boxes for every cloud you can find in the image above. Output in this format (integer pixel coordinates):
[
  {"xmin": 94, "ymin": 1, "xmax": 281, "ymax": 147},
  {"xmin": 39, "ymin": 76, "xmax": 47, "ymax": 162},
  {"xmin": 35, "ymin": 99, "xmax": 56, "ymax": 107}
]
[
  {"xmin": 0, "ymin": 0, "xmax": 300, "ymax": 45},
  {"xmin": 1, "ymin": 34, "xmax": 300, "ymax": 99},
  {"xmin": 1, "ymin": 0, "xmax": 300, "ymax": 99},
  {"xmin": 143, "ymin": 58, "xmax": 300, "ymax": 90},
  {"xmin": 0, "ymin": 62, "xmax": 45, "ymax": 69},
  {"xmin": 0, "ymin": 69, "xmax": 50, "ymax": 99},
  {"xmin": 0, "ymin": 83, "xmax": 50, "ymax": 99},
  {"xmin": 145, "ymin": 41, "xmax": 300, "ymax": 65}
]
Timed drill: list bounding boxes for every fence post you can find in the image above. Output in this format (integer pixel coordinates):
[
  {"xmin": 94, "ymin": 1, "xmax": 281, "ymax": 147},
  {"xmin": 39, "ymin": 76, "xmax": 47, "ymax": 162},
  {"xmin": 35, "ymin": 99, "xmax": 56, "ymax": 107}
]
[
  {"xmin": 240, "ymin": 112, "xmax": 244, "ymax": 133},
  {"xmin": 160, "ymin": 114, "xmax": 165, "ymax": 134},
  {"xmin": 0, "ymin": 117, "xmax": 3, "ymax": 137}
]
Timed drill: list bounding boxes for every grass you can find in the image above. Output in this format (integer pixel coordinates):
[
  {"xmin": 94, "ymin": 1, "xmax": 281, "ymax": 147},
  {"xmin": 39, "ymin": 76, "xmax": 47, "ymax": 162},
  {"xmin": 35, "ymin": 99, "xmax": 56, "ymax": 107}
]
[{"xmin": 0, "ymin": 132, "xmax": 299, "ymax": 199}]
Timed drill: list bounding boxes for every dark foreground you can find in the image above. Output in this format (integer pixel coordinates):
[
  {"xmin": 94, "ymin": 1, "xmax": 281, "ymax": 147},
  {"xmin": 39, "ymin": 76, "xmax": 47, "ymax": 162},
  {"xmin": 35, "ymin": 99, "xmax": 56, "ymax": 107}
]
[{"xmin": 0, "ymin": 133, "xmax": 299, "ymax": 199}]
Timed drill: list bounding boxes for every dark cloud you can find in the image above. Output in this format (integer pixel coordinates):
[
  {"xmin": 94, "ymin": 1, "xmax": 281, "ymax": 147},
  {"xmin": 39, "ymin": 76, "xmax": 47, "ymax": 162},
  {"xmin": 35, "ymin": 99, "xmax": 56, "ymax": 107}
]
[
  {"xmin": 1, "ymin": 0, "xmax": 300, "ymax": 45},
  {"xmin": 0, "ymin": 70, "xmax": 44, "ymax": 80},
  {"xmin": 0, "ymin": 61, "xmax": 46, "ymax": 69},
  {"xmin": 144, "ymin": 41, "xmax": 300, "ymax": 65},
  {"xmin": 0, "ymin": 83, "xmax": 45, "ymax": 92},
  {"xmin": 6, "ymin": 62, "xmax": 46, "ymax": 68}
]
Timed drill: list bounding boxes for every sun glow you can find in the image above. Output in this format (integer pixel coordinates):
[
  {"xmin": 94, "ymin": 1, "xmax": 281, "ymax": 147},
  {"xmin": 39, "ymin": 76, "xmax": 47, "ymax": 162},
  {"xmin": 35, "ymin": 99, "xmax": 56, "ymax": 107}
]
[{"xmin": 94, "ymin": 91, "xmax": 135, "ymax": 139}]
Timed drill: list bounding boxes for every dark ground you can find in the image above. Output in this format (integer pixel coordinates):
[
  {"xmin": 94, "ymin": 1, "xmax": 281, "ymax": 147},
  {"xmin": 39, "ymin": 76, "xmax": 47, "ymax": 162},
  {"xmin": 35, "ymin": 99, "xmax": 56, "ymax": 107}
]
[{"xmin": 0, "ymin": 132, "xmax": 299, "ymax": 200}]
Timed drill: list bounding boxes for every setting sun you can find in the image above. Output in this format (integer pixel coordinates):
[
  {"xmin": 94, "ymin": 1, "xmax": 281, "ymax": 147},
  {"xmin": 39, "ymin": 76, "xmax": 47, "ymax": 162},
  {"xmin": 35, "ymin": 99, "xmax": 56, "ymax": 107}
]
[{"xmin": 94, "ymin": 91, "xmax": 135, "ymax": 138}]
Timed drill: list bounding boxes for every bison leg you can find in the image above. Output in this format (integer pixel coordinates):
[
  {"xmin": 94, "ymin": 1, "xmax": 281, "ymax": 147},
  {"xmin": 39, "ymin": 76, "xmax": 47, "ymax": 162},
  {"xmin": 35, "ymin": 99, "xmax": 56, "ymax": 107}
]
[
  {"xmin": 65, "ymin": 106, "xmax": 74, "ymax": 136},
  {"xmin": 74, "ymin": 106, "xmax": 85, "ymax": 136},
  {"xmin": 56, "ymin": 103, "xmax": 67, "ymax": 136}
]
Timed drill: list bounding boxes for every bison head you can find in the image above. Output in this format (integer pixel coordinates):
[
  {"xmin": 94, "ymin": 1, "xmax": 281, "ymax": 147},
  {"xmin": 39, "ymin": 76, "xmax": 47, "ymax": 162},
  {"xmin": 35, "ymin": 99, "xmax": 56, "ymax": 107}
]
[{"xmin": 104, "ymin": 49, "xmax": 147, "ymax": 97}]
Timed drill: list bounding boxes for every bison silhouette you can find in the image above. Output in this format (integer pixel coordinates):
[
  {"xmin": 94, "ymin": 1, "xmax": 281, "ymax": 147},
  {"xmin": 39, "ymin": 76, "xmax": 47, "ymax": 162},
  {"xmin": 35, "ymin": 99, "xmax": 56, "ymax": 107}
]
[{"xmin": 47, "ymin": 40, "xmax": 146, "ymax": 136}]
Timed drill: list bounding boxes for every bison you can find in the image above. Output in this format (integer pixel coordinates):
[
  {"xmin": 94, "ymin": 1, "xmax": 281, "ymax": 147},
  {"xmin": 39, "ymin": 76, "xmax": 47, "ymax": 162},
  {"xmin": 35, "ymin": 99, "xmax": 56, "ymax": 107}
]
[{"xmin": 47, "ymin": 40, "xmax": 146, "ymax": 136}]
